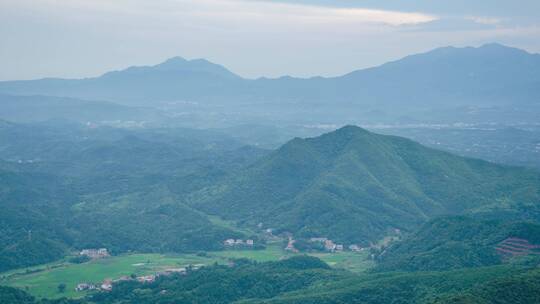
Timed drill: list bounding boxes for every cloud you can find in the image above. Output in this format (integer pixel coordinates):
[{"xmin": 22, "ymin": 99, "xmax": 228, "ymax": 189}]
[
  {"xmin": 405, "ymin": 17, "xmax": 500, "ymax": 32},
  {"xmin": 2, "ymin": 0, "xmax": 437, "ymax": 27},
  {"xmin": 466, "ymin": 16, "xmax": 502, "ymax": 26},
  {"xmin": 0, "ymin": 0, "xmax": 538, "ymax": 81}
]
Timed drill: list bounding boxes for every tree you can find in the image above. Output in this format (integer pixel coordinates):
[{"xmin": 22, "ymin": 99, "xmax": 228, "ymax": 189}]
[{"xmin": 57, "ymin": 283, "xmax": 66, "ymax": 293}]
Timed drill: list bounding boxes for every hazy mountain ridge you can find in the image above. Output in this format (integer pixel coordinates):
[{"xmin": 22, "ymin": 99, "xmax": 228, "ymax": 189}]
[{"xmin": 0, "ymin": 44, "xmax": 538, "ymax": 110}]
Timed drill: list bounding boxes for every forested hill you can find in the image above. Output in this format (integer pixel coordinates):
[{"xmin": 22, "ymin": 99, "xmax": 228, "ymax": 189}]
[
  {"xmin": 377, "ymin": 216, "xmax": 540, "ymax": 272},
  {"xmin": 0, "ymin": 123, "xmax": 267, "ymax": 272},
  {"xmin": 191, "ymin": 125, "xmax": 540, "ymax": 244}
]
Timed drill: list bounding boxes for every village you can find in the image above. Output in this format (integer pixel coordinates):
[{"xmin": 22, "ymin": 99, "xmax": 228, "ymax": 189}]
[
  {"xmin": 264, "ymin": 224, "xmax": 402, "ymax": 255},
  {"xmin": 74, "ymin": 248, "xmax": 201, "ymax": 292},
  {"xmin": 225, "ymin": 231, "xmax": 372, "ymax": 256},
  {"xmin": 71, "ymin": 227, "xmax": 399, "ymax": 293},
  {"xmin": 74, "ymin": 268, "xmax": 192, "ymax": 292},
  {"xmin": 285, "ymin": 236, "xmax": 366, "ymax": 253},
  {"xmin": 223, "ymin": 238, "xmax": 255, "ymax": 247}
]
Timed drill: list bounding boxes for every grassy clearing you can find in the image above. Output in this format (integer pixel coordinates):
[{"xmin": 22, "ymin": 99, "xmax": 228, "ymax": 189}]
[
  {"xmin": 210, "ymin": 242, "xmax": 286, "ymax": 262},
  {"xmin": 1, "ymin": 253, "xmax": 216, "ymax": 299},
  {"xmin": 1, "ymin": 244, "xmax": 373, "ymax": 299},
  {"xmin": 310, "ymin": 251, "xmax": 374, "ymax": 273}
]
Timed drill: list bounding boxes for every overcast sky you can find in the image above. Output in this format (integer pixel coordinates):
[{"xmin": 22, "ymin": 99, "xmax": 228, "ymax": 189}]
[{"xmin": 1, "ymin": 0, "xmax": 539, "ymax": 80}]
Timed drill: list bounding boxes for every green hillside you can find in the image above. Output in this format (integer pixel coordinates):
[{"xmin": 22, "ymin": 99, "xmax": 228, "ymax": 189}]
[
  {"xmin": 191, "ymin": 126, "xmax": 540, "ymax": 244},
  {"xmin": 433, "ymin": 267, "xmax": 540, "ymax": 303},
  {"xmin": 376, "ymin": 216, "xmax": 540, "ymax": 271},
  {"xmin": 242, "ymin": 259, "xmax": 540, "ymax": 304},
  {"xmin": 0, "ymin": 123, "xmax": 267, "ymax": 272},
  {"xmin": 0, "ymin": 164, "xmax": 244, "ymax": 272}
]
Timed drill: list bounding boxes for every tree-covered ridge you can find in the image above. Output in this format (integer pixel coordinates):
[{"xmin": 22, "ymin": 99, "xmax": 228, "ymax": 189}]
[
  {"xmin": 0, "ymin": 162, "xmax": 246, "ymax": 272},
  {"xmin": 376, "ymin": 216, "xmax": 540, "ymax": 271},
  {"xmin": 0, "ymin": 123, "xmax": 267, "ymax": 272},
  {"xmin": 191, "ymin": 125, "xmax": 540, "ymax": 244},
  {"xmin": 243, "ymin": 260, "xmax": 540, "ymax": 304},
  {"xmin": 433, "ymin": 268, "xmax": 540, "ymax": 303}
]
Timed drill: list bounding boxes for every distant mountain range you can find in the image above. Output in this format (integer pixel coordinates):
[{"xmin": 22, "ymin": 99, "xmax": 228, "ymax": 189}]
[
  {"xmin": 190, "ymin": 125, "xmax": 540, "ymax": 244},
  {"xmin": 0, "ymin": 43, "xmax": 538, "ymax": 112}
]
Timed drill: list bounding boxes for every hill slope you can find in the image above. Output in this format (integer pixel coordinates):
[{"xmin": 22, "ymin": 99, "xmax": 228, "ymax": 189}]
[
  {"xmin": 376, "ymin": 216, "xmax": 540, "ymax": 272},
  {"xmin": 190, "ymin": 126, "xmax": 540, "ymax": 244},
  {"xmin": 0, "ymin": 124, "xmax": 268, "ymax": 272}
]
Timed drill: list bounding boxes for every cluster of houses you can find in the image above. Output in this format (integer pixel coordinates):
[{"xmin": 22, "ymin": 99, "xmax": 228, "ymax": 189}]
[
  {"xmin": 309, "ymin": 237, "xmax": 366, "ymax": 252},
  {"xmin": 75, "ymin": 279, "xmax": 114, "ymax": 292},
  {"xmin": 75, "ymin": 267, "xmax": 197, "ymax": 292},
  {"xmin": 75, "ymin": 283, "xmax": 97, "ymax": 292},
  {"xmin": 285, "ymin": 237, "xmax": 362, "ymax": 253},
  {"xmin": 80, "ymin": 248, "xmax": 109, "ymax": 259},
  {"xmin": 75, "ymin": 279, "xmax": 119, "ymax": 292},
  {"xmin": 223, "ymin": 239, "xmax": 254, "ymax": 247},
  {"xmin": 307, "ymin": 238, "xmax": 343, "ymax": 252},
  {"xmin": 348, "ymin": 244, "xmax": 364, "ymax": 252}
]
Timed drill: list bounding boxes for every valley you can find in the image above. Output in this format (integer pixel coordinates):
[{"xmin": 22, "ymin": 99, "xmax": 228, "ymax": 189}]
[
  {"xmin": 1, "ymin": 35, "xmax": 540, "ymax": 303},
  {"xmin": 1, "ymin": 243, "xmax": 373, "ymax": 299}
]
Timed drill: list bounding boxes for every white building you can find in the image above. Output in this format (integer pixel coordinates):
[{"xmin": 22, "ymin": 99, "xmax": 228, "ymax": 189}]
[
  {"xmin": 223, "ymin": 239, "xmax": 235, "ymax": 246},
  {"xmin": 80, "ymin": 248, "xmax": 109, "ymax": 259},
  {"xmin": 349, "ymin": 244, "xmax": 363, "ymax": 252}
]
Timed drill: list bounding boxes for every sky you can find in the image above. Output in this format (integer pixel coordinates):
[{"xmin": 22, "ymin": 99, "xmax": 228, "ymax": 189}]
[{"xmin": 1, "ymin": 0, "xmax": 539, "ymax": 81}]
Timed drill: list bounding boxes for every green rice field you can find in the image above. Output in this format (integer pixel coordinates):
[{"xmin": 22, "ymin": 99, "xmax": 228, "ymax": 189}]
[{"xmin": 0, "ymin": 243, "xmax": 373, "ymax": 299}]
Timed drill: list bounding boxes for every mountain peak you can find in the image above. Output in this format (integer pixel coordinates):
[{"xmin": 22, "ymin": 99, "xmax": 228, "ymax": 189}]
[
  {"xmin": 278, "ymin": 125, "xmax": 375, "ymax": 159},
  {"xmin": 154, "ymin": 56, "xmax": 190, "ymax": 70},
  {"xmin": 99, "ymin": 56, "xmax": 241, "ymax": 81},
  {"xmin": 334, "ymin": 125, "xmax": 369, "ymax": 135},
  {"xmin": 477, "ymin": 42, "xmax": 527, "ymax": 53},
  {"xmin": 153, "ymin": 56, "xmax": 240, "ymax": 78},
  {"xmin": 480, "ymin": 42, "xmax": 507, "ymax": 49},
  {"xmin": 315, "ymin": 125, "xmax": 371, "ymax": 143},
  {"xmin": 158, "ymin": 56, "xmax": 188, "ymax": 67}
]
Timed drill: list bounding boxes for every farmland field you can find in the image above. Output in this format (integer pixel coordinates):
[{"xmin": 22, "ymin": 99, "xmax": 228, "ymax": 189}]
[
  {"xmin": 0, "ymin": 253, "xmax": 215, "ymax": 299},
  {"xmin": 0, "ymin": 244, "xmax": 373, "ymax": 299}
]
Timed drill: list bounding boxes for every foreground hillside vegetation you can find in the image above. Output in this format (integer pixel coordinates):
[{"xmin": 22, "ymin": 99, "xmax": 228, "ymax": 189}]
[{"xmin": 2, "ymin": 255, "xmax": 540, "ymax": 304}]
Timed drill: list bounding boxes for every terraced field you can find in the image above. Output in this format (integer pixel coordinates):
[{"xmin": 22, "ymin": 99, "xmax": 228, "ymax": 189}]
[{"xmin": 496, "ymin": 238, "xmax": 540, "ymax": 258}]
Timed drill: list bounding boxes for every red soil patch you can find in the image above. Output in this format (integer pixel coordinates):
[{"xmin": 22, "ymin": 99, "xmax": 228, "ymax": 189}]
[{"xmin": 495, "ymin": 237, "xmax": 540, "ymax": 258}]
